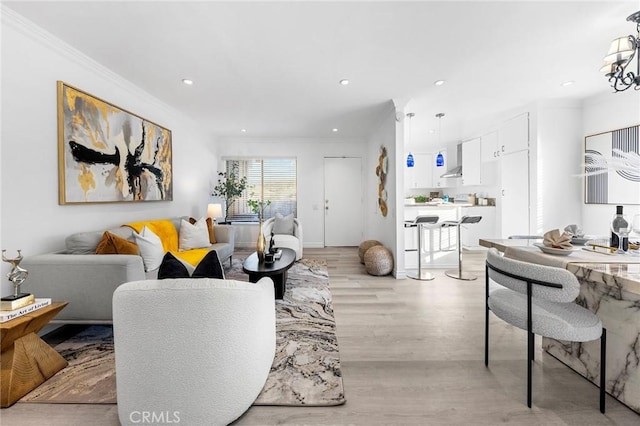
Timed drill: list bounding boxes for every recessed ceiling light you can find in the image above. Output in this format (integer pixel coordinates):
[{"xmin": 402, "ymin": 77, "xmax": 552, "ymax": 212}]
[
  {"xmin": 339, "ymin": 79, "xmax": 349, "ymax": 86},
  {"xmin": 182, "ymin": 79, "xmax": 193, "ymax": 85},
  {"xmin": 429, "ymin": 129, "xmax": 436, "ymax": 134},
  {"xmin": 241, "ymin": 129, "xmax": 247, "ymax": 133},
  {"xmin": 561, "ymin": 80, "xmax": 575, "ymax": 87},
  {"xmin": 434, "ymin": 80, "xmax": 446, "ymax": 86},
  {"xmin": 332, "ymin": 128, "xmax": 339, "ymax": 132}
]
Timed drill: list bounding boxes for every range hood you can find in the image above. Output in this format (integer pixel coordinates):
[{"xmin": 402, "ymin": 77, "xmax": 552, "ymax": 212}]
[{"xmin": 440, "ymin": 143, "xmax": 462, "ymax": 178}]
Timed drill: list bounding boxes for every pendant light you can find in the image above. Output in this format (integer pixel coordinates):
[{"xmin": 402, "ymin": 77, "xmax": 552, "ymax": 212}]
[
  {"xmin": 435, "ymin": 113, "xmax": 445, "ymax": 167},
  {"xmin": 407, "ymin": 152, "xmax": 415, "ymax": 167},
  {"xmin": 600, "ymin": 11, "xmax": 640, "ymax": 92},
  {"xmin": 406, "ymin": 113, "xmax": 415, "ymax": 167}
]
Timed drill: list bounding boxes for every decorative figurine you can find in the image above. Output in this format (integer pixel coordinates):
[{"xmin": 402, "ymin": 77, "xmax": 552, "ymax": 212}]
[
  {"xmin": 269, "ymin": 232, "xmax": 276, "ymax": 254},
  {"xmin": 1, "ymin": 249, "xmax": 30, "ymax": 301}
]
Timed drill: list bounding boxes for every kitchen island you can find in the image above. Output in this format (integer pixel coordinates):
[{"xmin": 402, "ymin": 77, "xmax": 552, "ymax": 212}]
[
  {"xmin": 404, "ymin": 203, "xmax": 496, "ymax": 269},
  {"xmin": 480, "ymin": 239, "xmax": 640, "ymax": 414}
]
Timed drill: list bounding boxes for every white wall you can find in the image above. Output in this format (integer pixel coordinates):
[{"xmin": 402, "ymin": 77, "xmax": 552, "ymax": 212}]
[
  {"xmin": 364, "ymin": 103, "xmax": 399, "ymax": 274},
  {"xmin": 216, "ymin": 136, "xmax": 367, "ymax": 248},
  {"xmin": 0, "ymin": 9, "xmax": 216, "ymax": 296},
  {"xmin": 581, "ymin": 89, "xmax": 640, "ymax": 236}
]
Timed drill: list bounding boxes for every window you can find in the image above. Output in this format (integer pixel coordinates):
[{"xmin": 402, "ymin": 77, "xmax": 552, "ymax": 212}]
[{"xmin": 225, "ymin": 158, "xmax": 297, "ymax": 221}]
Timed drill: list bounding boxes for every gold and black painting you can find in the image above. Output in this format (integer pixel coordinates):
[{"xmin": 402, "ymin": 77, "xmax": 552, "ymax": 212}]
[{"xmin": 58, "ymin": 81, "xmax": 173, "ymax": 204}]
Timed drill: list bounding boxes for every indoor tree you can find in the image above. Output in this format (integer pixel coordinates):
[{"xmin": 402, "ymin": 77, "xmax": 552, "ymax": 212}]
[{"xmin": 211, "ymin": 172, "xmax": 247, "ymax": 223}]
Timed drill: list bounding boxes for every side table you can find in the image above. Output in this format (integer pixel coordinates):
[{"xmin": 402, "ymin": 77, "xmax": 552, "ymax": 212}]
[{"xmin": 0, "ymin": 302, "xmax": 68, "ymax": 407}]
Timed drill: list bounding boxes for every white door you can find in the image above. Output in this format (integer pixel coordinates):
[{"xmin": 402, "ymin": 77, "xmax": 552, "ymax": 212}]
[
  {"xmin": 324, "ymin": 157, "xmax": 363, "ymax": 246},
  {"xmin": 500, "ymin": 150, "xmax": 530, "ymax": 238}
]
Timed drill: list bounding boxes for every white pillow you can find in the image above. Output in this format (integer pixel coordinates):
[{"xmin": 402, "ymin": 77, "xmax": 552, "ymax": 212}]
[
  {"xmin": 179, "ymin": 218, "xmax": 211, "ymax": 251},
  {"xmin": 133, "ymin": 226, "xmax": 165, "ymax": 272}
]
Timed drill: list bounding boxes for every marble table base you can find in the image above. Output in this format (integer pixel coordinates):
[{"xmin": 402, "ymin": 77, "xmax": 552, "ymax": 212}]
[{"xmin": 543, "ymin": 264, "xmax": 640, "ymax": 414}]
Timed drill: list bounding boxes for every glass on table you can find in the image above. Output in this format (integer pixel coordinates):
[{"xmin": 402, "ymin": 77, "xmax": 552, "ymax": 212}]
[{"xmin": 632, "ymin": 214, "xmax": 640, "ymax": 236}]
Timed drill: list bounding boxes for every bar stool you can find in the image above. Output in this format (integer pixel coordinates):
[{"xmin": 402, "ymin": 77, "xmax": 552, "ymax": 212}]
[
  {"xmin": 443, "ymin": 215, "xmax": 482, "ymax": 281},
  {"xmin": 404, "ymin": 215, "xmax": 439, "ymax": 281},
  {"xmin": 439, "ymin": 223, "xmax": 457, "ymax": 251}
]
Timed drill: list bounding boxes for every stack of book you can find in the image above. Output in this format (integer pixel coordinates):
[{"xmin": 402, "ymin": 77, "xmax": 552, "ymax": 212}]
[{"xmin": 0, "ymin": 295, "xmax": 52, "ymax": 323}]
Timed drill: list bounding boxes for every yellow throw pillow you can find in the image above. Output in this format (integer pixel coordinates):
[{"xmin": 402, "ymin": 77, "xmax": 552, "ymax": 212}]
[
  {"xmin": 95, "ymin": 231, "xmax": 139, "ymax": 255},
  {"xmin": 189, "ymin": 217, "xmax": 217, "ymax": 244}
]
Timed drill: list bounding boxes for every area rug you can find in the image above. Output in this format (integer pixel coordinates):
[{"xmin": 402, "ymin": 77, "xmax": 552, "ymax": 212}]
[{"xmin": 20, "ymin": 258, "xmax": 345, "ymax": 406}]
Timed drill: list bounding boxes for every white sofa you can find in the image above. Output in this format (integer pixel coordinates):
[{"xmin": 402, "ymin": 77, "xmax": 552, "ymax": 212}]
[
  {"xmin": 263, "ymin": 216, "xmax": 303, "ymax": 260},
  {"xmin": 113, "ymin": 277, "xmax": 276, "ymax": 426}
]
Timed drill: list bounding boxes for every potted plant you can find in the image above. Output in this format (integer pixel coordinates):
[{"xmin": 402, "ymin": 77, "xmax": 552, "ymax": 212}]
[
  {"xmin": 211, "ymin": 172, "xmax": 248, "ymax": 223},
  {"xmin": 247, "ymin": 198, "xmax": 272, "ymax": 221}
]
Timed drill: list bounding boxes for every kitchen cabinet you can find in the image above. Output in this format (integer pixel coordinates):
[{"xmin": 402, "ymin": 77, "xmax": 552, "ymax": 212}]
[
  {"xmin": 499, "ymin": 149, "xmax": 530, "ymax": 238},
  {"xmin": 481, "ymin": 114, "xmax": 529, "ymax": 161},
  {"xmin": 480, "ymin": 131, "xmax": 499, "ymax": 163},
  {"xmin": 461, "ymin": 138, "xmax": 481, "ymax": 186},
  {"xmin": 499, "ymin": 112, "xmax": 529, "ymax": 154},
  {"xmin": 405, "ymin": 153, "xmax": 432, "ymax": 188},
  {"xmin": 432, "ymin": 148, "xmax": 447, "ymax": 188}
]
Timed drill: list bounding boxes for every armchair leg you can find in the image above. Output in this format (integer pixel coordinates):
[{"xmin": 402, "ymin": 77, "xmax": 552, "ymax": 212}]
[{"xmin": 600, "ymin": 328, "xmax": 607, "ymax": 414}]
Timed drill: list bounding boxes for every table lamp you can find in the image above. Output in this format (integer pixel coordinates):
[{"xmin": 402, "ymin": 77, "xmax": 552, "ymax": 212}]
[{"xmin": 207, "ymin": 203, "xmax": 223, "ymax": 223}]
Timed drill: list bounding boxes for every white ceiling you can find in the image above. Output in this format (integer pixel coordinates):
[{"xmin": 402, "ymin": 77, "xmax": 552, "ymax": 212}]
[{"xmin": 4, "ymin": 1, "xmax": 639, "ymax": 147}]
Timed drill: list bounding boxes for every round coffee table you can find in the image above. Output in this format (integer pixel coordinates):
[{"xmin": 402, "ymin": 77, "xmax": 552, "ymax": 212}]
[{"xmin": 242, "ymin": 248, "xmax": 296, "ymax": 299}]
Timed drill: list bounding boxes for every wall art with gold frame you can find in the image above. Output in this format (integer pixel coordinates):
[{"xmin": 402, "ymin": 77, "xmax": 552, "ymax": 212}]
[{"xmin": 57, "ymin": 81, "xmax": 173, "ymax": 204}]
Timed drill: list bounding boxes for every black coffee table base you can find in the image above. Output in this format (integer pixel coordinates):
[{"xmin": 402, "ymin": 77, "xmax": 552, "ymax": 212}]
[
  {"xmin": 242, "ymin": 248, "xmax": 296, "ymax": 300},
  {"xmin": 247, "ymin": 270, "xmax": 288, "ymax": 299}
]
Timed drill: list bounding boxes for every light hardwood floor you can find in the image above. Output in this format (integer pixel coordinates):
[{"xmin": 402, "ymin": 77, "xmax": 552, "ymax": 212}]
[{"xmin": 1, "ymin": 247, "xmax": 638, "ymax": 425}]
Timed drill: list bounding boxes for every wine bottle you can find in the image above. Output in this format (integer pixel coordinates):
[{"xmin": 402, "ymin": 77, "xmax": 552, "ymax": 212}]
[
  {"xmin": 610, "ymin": 206, "xmax": 622, "ymax": 248},
  {"xmin": 610, "ymin": 205, "xmax": 629, "ymax": 251}
]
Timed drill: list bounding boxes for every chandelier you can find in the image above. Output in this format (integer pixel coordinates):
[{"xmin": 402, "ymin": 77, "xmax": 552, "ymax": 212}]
[{"xmin": 600, "ymin": 11, "xmax": 640, "ymax": 92}]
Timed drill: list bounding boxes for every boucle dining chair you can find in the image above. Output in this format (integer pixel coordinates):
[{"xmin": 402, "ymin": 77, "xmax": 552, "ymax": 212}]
[{"xmin": 484, "ymin": 248, "xmax": 606, "ymax": 413}]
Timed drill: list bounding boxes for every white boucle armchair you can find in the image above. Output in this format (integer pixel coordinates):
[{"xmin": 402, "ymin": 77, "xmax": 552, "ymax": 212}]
[
  {"xmin": 262, "ymin": 216, "xmax": 303, "ymax": 260},
  {"xmin": 113, "ymin": 277, "xmax": 275, "ymax": 426}
]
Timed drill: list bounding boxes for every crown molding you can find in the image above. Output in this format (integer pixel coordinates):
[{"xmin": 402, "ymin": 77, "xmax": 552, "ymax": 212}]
[{"xmin": 0, "ymin": 5, "xmax": 177, "ymax": 117}]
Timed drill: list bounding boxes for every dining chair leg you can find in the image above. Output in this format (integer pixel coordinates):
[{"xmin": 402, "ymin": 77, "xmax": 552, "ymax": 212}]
[
  {"xmin": 600, "ymin": 328, "xmax": 607, "ymax": 414},
  {"xmin": 527, "ymin": 330, "xmax": 533, "ymax": 408},
  {"xmin": 484, "ymin": 303, "xmax": 489, "ymax": 367},
  {"xmin": 485, "ymin": 265, "xmax": 489, "ymax": 367}
]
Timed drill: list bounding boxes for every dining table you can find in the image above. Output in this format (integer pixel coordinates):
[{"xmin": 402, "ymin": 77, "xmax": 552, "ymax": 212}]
[{"xmin": 479, "ymin": 238, "xmax": 640, "ymax": 415}]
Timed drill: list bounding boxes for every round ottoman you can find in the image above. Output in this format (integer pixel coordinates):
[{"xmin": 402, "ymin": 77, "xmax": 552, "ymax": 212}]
[
  {"xmin": 364, "ymin": 245, "xmax": 394, "ymax": 276},
  {"xmin": 358, "ymin": 240, "xmax": 382, "ymax": 264}
]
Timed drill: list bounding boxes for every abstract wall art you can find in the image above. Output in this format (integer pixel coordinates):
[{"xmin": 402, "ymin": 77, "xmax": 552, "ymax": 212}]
[
  {"xmin": 58, "ymin": 81, "xmax": 173, "ymax": 204},
  {"xmin": 584, "ymin": 124, "xmax": 640, "ymax": 205}
]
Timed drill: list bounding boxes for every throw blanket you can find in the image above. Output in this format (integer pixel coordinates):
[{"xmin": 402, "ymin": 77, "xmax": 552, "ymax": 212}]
[
  {"xmin": 124, "ymin": 220, "xmax": 210, "ymax": 266},
  {"xmin": 124, "ymin": 220, "xmax": 178, "ymax": 252}
]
